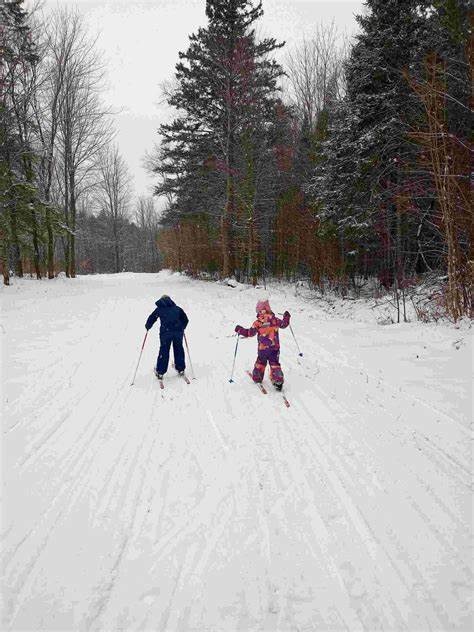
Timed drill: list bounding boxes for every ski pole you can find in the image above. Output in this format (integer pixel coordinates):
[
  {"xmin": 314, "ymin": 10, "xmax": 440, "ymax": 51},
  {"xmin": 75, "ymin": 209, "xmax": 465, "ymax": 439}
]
[
  {"xmin": 130, "ymin": 331, "xmax": 148, "ymax": 386},
  {"xmin": 289, "ymin": 323, "xmax": 303, "ymax": 357},
  {"xmin": 278, "ymin": 312, "xmax": 303, "ymax": 357},
  {"xmin": 184, "ymin": 332, "xmax": 195, "ymax": 379},
  {"xmin": 229, "ymin": 334, "xmax": 240, "ymax": 383}
]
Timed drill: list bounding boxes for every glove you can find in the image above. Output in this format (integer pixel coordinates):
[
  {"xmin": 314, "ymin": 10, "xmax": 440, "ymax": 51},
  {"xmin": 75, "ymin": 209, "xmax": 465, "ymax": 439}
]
[
  {"xmin": 145, "ymin": 323, "xmax": 151, "ymax": 331},
  {"xmin": 283, "ymin": 311, "xmax": 290, "ymax": 319},
  {"xmin": 235, "ymin": 325, "xmax": 243, "ymax": 334}
]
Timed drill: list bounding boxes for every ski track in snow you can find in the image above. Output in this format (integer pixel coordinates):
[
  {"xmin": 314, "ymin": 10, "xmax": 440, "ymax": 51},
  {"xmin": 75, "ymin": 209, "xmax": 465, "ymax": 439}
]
[{"xmin": 1, "ymin": 271, "xmax": 472, "ymax": 631}]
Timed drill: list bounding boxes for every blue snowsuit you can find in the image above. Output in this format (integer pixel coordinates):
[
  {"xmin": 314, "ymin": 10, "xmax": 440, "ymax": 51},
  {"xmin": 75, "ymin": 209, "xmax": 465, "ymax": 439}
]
[{"xmin": 145, "ymin": 296, "xmax": 189, "ymax": 375}]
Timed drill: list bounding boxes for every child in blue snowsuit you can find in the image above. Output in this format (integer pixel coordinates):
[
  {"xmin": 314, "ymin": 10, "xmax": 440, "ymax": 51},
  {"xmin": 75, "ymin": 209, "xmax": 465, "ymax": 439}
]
[{"xmin": 145, "ymin": 295, "xmax": 189, "ymax": 378}]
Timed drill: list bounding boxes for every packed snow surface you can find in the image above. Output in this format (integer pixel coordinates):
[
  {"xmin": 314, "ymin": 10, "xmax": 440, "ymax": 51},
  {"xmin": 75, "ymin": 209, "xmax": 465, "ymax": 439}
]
[{"xmin": 1, "ymin": 271, "xmax": 472, "ymax": 631}]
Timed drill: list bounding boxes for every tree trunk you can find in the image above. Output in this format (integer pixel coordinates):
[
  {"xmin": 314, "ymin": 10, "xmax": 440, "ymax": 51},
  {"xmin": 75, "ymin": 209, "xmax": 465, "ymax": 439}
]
[
  {"xmin": 113, "ymin": 220, "xmax": 120, "ymax": 273},
  {"xmin": 64, "ymin": 154, "xmax": 70, "ymax": 277},
  {"xmin": 45, "ymin": 159, "xmax": 56, "ymax": 278},
  {"xmin": 69, "ymin": 169, "xmax": 76, "ymax": 278},
  {"xmin": 22, "ymin": 153, "xmax": 41, "ymax": 279},
  {"xmin": 9, "ymin": 207, "xmax": 23, "ymax": 277},
  {"xmin": 46, "ymin": 207, "xmax": 55, "ymax": 278},
  {"xmin": 223, "ymin": 165, "xmax": 234, "ymax": 278},
  {"xmin": 423, "ymin": 55, "xmax": 466, "ymax": 321},
  {"xmin": 395, "ymin": 193, "xmax": 404, "ymax": 322},
  {"xmin": 222, "ymin": 31, "xmax": 236, "ymax": 279},
  {"xmin": 247, "ymin": 217, "xmax": 253, "ymax": 285},
  {"xmin": 1, "ymin": 231, "xmax": 10, "ymax": 285},
  {"xmin": 31, "ymin": 208, "xmax": 42, "ymax": 279}
]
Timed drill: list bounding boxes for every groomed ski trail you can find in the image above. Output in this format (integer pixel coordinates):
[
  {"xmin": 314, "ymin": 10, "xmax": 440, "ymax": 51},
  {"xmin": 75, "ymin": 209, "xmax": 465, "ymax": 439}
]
[{"xmin": 2, "ymin": 271, "xmax": 471, "ymax": 631}]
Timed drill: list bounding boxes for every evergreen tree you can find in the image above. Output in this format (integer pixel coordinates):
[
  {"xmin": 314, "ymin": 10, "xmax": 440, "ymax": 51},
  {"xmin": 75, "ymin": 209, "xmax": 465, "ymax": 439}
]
[
  {"xmin": 311, "ymin": 0, "xmax": 431, "ymax": 288},
  {"xmin": 0, "ymin": 0, "xmax": 42, "ymax": 282},
  {"xmin": 155, "ymin": 0, "xmax": 284, "ymax": 277}
]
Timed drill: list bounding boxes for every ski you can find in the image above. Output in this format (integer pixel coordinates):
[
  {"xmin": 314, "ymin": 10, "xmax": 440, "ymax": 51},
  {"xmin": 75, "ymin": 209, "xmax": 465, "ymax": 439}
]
[
  {"xmin": 154, "ymin": 370, "xmax": 165, "ymax": 389},
  {"xmin": 245, "ymin": 371, "xmax": 290, "ymax": 406},
  {"xmin": 154, "ymin": 370, "xmax": 190, "ymax": 388},
  {"xmin": 246, "ymin": 370, "xmax": 267, "ymax": 394},
  {"xmin": 269, "ymin": 382, "xmax": 291, "ymax": 407},
  {"xmin": 180, "ymin": 373, "xmax": 191, "ymax": 385},
  {"xmin": 280, "ymin": 392, "xmax": 290, "ymax": 408}
]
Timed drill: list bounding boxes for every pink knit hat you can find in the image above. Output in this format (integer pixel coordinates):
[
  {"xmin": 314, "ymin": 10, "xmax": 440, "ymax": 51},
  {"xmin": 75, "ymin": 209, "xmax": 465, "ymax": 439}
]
[{"xmin": 256, "ymin": 299, "xmax": 271, "ymax": 313}]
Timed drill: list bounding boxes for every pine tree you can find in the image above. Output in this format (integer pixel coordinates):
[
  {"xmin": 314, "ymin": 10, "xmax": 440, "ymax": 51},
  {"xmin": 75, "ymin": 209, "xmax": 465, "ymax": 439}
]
[
  {"xmin": 155, "ymin": 0, "xmax": 284, "ymax": 277},
  {"xmin": 0, "ymin": 0, "xmax": 42, "ymax": 282},
  {"xmin": 311, "ymin": 0, "xmax": 431, "ymax": 293}
]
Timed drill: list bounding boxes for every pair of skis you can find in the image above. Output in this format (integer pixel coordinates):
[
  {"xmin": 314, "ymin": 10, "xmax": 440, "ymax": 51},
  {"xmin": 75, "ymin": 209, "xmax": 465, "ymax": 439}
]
[
  {"xmin": 245, "ymin": 371, "xmax": 290, "ymax": 408},
  {"xmin": 155, "ymin": 371, "xmax": 190, "ymax": 390}
]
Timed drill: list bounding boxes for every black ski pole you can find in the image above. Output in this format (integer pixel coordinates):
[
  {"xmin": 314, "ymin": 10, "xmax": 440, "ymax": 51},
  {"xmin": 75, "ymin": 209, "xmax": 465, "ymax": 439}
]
[
  {"xmin": 279, "ymin": 312, "xmax": 303, "ymax": 358},
  {"xmin": 289, "ymin": 323, "xmax": 303, "ymax": 357}
]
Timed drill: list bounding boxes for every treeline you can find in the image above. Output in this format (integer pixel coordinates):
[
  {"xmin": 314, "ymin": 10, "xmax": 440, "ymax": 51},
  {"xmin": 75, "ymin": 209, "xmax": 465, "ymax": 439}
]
[
  {"xmin": 0, "ymin": 1, "xmax": 161, "ymax": 283},
  {"xmin": 153, "ymin": 0, "xmax": 472, "ymax": 321},
  {"xmin": 75, "ymin": 197, "xmax": 161, "ymax": 274}
]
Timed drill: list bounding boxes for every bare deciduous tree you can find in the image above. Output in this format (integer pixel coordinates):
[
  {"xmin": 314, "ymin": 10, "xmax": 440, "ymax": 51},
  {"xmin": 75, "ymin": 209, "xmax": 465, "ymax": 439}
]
[
  {"xmin": 285, "ymin": 23, "xmax": 348, "ymax": 128},
  {"xmin": 135, "ymin": 196, "xmax": 161, "ymax": 272},
  {"xmin": 96, "ymin": 145, "xmax": 133, "ymax": 273},
  {"xmin": 47, "ymin": 7, "xmax": 113, "ymax": 277},
  {"xmin": 408, "ymin": 53, "xmax": 472, "ymax": 321},
  {"xmin": 32, "ymin": 7, "xmax": 81, "ymax": 278}
]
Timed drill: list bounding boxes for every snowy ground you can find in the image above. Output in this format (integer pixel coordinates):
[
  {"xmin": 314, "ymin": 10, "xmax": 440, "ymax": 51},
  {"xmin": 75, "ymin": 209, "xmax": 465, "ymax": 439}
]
[{"xmin": 1, "ymin": 271, "xmax": 472, "ymax": 632}]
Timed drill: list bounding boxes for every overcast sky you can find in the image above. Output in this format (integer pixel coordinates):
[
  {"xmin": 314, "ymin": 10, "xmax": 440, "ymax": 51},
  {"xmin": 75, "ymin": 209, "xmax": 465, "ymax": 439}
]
[{"xmin": 43, "ymin": 0, "xmax": 364, "ymax": 202}]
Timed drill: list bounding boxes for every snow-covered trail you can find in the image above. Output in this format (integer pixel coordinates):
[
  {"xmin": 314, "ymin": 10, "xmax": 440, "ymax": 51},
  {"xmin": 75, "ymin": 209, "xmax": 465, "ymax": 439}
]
[{"xmin": 1, "ymin": 272, "xmax": 472, "ymax": 631}]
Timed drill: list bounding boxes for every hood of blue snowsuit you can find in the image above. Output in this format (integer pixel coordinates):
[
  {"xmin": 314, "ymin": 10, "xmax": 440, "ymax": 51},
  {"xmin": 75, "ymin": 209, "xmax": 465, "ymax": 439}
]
[
  {"xmin": 156, "ymin": 296, "xmax": 175, "ymax": 309},
  {"xmin": 145, "ymin": 296, "xmax": 189, "ymax": 336}
]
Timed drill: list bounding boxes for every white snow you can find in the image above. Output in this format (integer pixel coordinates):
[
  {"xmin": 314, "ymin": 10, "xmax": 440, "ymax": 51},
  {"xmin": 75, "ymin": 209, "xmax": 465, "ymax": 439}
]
[{"xmin": 1, "ymin": 271, "xmax": 472, "ymax": 631}]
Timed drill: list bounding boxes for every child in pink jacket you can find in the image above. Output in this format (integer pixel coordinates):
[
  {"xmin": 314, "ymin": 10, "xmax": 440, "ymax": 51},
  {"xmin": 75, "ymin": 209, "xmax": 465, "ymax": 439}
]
[{"xmin": 235, "ymin": 299, "xmax": 290, "ymax": 390}]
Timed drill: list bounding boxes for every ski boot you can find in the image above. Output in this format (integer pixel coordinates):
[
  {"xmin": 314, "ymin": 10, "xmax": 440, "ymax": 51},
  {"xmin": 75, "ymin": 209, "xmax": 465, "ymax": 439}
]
[
  {"xmin": 154, "ymin": 369, "xmax": 164, "ymax": 379},
  {"xmin": 273, "ymin": 382, "xmax": 283, "ymax": 391}
]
